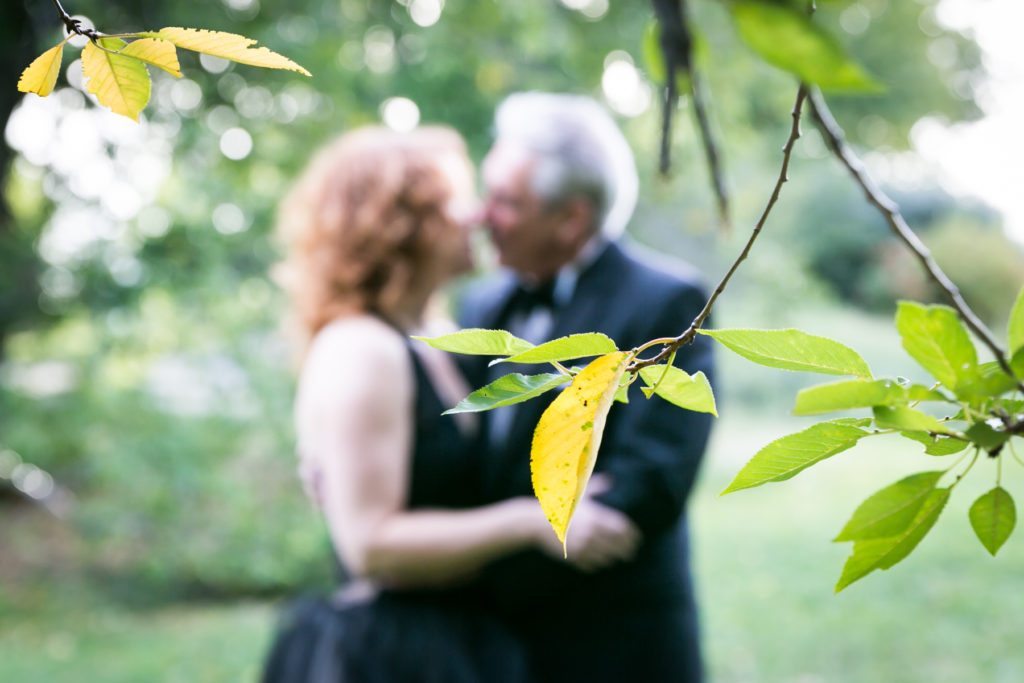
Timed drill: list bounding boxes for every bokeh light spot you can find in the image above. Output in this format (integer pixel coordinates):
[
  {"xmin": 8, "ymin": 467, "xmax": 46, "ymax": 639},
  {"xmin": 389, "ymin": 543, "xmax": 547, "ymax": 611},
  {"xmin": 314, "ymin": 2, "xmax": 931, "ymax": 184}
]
[
  {"xmin": 220, "ymin": 127, "xmax": 253, "ymax": 160},
  {"xmin": 381, "ymin": 97, "xmax": 420, "ymax": 132}
]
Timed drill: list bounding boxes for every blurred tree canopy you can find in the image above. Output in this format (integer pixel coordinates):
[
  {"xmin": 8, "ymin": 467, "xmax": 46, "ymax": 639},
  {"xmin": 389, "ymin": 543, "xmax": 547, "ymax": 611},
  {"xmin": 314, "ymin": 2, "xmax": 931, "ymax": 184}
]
[{"xmin": 2, "ymin": 0, "xmax": 1020, "ymax": 594}]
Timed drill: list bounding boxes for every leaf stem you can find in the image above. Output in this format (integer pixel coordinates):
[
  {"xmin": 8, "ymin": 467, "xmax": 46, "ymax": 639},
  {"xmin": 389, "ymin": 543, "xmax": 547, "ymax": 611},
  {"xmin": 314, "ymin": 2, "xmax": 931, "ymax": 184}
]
[
  {"xmin": 909, "ymin": 382, "xmax": 944, "ymax": 410},
  {"xmin": 646, "ymin": 349, "xmax": 677, "ymax": 397},
  {"xmin": 1008, "ymin": 440, "xmax": 1024, "ymax": 470},
  {"xmin": 949, "ymin": 449, "xmax": 979, "ymax": 489},
  {"xmin": 807, "ymin": 88, "xmax": 1024, "ymax": 393},
  {"xmin": 550, "ymin": 360, "xmax": 573, "ymax": 376},
  {"xmin": 631, "ymin": 84, "xmax": 809, "ymax": 374},
  {"xmin": 633, "ymin": 336, "xmax": 678, "ymax": 357},
  {"xmin": 945, "ymin": 447, "xmax": 973, "ymax": 475},
  {"xmin": 959, "ymin": 403, "xmax": 987, "ymax": 422}
]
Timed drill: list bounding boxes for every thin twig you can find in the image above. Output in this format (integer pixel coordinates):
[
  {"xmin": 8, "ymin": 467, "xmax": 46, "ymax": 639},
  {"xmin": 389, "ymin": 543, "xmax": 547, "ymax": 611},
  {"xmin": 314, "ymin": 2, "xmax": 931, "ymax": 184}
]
[
  {"xmin": 652, "ymin": 0, "xmax": 687, "ymax": 175},
  {"xmin": 688, "ymin": 70, "xmax": 731, "ymax": 232},
  {"xmin": 659, "ymin": 68, "xmax": 677, "ymax": 175},
  {"xmin": 51, "ymin": 0, "xmax": 101, "ymax": 40},
  {"xmin": 652, "ymin": 0, "xmax": 730, "ymax": 229},
  {"xmin": 632, "ymin": 85, "xmax": 809, "ymax": 372},
  {"xmin": 807, "ymin": 88, "xmax": 1024, "ymax": 391}
]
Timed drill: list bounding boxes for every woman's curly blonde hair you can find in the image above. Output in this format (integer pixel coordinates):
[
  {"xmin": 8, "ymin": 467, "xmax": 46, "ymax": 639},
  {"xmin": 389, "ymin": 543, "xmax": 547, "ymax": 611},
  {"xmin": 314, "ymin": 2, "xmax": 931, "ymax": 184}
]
[{"xmin": 275, "ymin": 126, "xmax": 468, "ymax": 351}]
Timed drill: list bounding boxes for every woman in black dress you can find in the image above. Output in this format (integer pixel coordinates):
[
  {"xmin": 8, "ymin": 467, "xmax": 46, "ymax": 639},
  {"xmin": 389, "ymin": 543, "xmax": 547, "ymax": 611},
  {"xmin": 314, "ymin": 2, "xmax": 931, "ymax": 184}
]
[{"xmin": 263, "ymin": 126, "xmax": 638, "ymax": 682}]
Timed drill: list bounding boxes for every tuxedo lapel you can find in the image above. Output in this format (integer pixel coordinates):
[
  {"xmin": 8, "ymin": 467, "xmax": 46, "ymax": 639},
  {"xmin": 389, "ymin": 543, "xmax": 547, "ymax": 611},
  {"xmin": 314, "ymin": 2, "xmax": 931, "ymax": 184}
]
[
  {"xmin": 476, "ymin": 275, "xmax": 519, "ymax": 330},
  {"xmin": 548, "ymin": 242, "xmax": 626, "ymax": 340},
  {"xmin": 501, "ymin": 244, "xmax": 629, "ymax": 481}
]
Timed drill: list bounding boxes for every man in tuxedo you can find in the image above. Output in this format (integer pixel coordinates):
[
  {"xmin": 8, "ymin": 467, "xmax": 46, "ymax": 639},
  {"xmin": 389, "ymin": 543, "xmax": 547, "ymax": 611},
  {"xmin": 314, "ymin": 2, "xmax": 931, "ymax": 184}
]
[{"xmin": 458, "ymin": 92, "xmax": 715, "ymax": 682}]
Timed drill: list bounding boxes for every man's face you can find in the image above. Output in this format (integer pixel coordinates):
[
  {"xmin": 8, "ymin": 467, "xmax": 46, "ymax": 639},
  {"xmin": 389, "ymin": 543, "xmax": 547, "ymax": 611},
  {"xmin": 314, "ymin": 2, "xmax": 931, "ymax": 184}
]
[{"xmin": 481, "ymin": 143, "xmax": 566, "ymax": 280}]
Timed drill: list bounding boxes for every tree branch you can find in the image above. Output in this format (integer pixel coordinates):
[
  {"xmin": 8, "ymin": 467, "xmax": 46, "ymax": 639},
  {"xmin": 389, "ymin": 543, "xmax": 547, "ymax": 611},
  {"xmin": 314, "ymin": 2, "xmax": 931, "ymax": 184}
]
[
  {"xmin": 651, "ymin": 0, "xmax": 730, "ymax": 229},
  {"xmin": 807, "ymin": 88, "xmax": 1024, "ymax": 389},
  {"xmin": 631, "ymin": 84, "xmax": 809, "ymax": 372},
  {"xmin": 51, "ymin": 0, "xmax": 99, "ymax": 40}
]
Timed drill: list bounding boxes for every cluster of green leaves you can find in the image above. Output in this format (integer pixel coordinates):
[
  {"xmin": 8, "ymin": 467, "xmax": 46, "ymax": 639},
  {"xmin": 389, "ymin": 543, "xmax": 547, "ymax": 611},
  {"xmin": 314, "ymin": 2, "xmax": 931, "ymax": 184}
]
[
  {"xmin": 416, "ymin": 329, "xmax": 716, "ymax": 548},
  {"xmin": 714, "ymin": 291, "xmax": 1024, "ymax": 591},
  {"xmin": 18, "ymin": 26, "xmax": 309, "ymax": 120},
  {"xmin": 643, "ymin": 0, "xmax": 882, "ymax": 99},
  {"xmin": 418, "ymin": 286, "xmax": 1023, "ymax": 589}
]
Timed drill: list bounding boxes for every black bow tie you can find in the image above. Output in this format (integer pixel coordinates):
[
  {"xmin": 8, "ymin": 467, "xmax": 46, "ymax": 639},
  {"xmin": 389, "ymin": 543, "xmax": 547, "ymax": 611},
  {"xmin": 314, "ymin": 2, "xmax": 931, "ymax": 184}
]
[{"xmin": 507, "ymin": 279, "xmax": 557, "ymax": 317}]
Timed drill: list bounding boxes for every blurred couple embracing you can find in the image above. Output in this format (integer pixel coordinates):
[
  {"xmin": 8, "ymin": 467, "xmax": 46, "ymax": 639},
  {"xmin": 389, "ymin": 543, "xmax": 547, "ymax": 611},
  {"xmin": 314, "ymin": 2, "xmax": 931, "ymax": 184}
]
[{"xmin": 262, "ymin": 92, "xmax": 714, "ymax": 683}]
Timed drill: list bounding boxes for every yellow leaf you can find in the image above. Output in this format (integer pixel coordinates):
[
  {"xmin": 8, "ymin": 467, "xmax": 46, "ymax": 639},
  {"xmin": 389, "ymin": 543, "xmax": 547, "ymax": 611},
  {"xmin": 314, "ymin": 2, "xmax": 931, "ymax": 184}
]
[
  {"xmin": 146, "ymin": 27, "xmax": 311, "ymax": 76},
  {"xmin": 531, "ymin": 351, "xmax": 630, "ymax": 551},
  {"xmin": 82, "ymin": 38, "xmax": 151, "ymax": 122},
  {"xmin": 17, "ymin": 39, "xmax": 67, "ymax": 97},
  {"xmin": 121, "ymin": 38, "xmax": 182, "ymax": 78}
]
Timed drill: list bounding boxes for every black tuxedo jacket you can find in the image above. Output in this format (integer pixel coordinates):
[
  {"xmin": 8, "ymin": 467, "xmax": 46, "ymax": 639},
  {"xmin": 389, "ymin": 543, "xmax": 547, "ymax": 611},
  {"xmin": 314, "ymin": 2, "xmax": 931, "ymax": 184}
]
[{"xmin": 458, "ymin": 240, "xmax": 714, "ymax": 682}]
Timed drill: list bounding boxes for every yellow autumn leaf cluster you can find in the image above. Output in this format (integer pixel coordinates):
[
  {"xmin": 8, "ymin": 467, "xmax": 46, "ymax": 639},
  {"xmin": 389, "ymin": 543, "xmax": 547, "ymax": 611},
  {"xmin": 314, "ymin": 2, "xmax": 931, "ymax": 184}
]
[{"xmin": 18, "ymin": 26, "xmax": 310, "ymax": 121}]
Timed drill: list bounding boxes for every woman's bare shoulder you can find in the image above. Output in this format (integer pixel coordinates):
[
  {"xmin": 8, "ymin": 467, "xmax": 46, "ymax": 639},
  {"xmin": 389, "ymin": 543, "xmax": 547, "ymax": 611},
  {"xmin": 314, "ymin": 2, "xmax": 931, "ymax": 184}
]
[
  {"xmin": 299, "ymin": 315, "xmax": 411, "ymax": 399},
  {"xmin": 307, "ymin": 315, "xmax": 407, "ymax": 367}
]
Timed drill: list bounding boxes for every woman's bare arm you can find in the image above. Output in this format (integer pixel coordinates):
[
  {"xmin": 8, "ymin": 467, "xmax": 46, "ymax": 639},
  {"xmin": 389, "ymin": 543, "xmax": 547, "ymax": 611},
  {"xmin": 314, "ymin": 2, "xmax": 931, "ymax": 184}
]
[{"xmin": 297, "ymin": 316, "xmax": 562, "ymax": 588}]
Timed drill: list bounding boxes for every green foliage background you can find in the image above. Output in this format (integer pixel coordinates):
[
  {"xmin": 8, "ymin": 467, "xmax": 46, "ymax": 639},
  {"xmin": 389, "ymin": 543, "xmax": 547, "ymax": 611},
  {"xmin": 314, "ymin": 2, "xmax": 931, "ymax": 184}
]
[{"xmin": 2, "ymin": 0, "xmax": 1023, "ymax": 596}]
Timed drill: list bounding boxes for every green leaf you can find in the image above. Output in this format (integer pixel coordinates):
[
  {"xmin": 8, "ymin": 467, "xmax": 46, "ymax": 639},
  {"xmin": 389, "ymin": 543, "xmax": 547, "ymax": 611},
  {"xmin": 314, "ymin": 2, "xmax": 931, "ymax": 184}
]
[
  {"xmin": 495, "ymin": 333, "xmax": 618, "ymax": 365},
  {"xmin": 444, "ymin": 372, "xmax": 568, "ymax": 415},
  {"xmin": 906, "ymin": 385, "xmax": 949, "ymax": 402},
  {"xmin": 873, "ymin": 406, "xmax": 956, "ymax": 435},
  {"xmin": 698, "ymin": 328, "xmax": 871, "ymax": 378},
  {"xmin": 794, "ymin": 378, "xmax": 905, "ymax": 415},
  {"xmin": 1009, "ymin": 285, "xmax": 1024, "ymax": 354},
  {"xmin": 895, "ymin": 302, "xmax": 978, "ymax": 393},
  {"xmin": 413, "ymin": 329, "xmax": 533, "ymax": 357},
  {"xmin": 830, "ymin": 417, "xmax": 874, "ymax": 428},
  {"xmin": 835, "ymin": 488, "xmax": 950, "ymax": 592},
  {"xmin": 638, "ymin": 365, "xmax": 718, "ymax": 416},
  {"xmin": 723, "ymin": 422, "xmax": 868, "ymax": 494},
  {"xmin": 969, "ymin": 487, "xmax": 1016, "ymax": 556},
  {"xmin": 835, "ymin": 471, "xmax": 943, "ymax": 542},
  {"xmin": 641, "ymin": 21, "xmax": 699, "ymax": 89},
  {"xmin": 642, "ymin": 21, "xmax": 668, "ymax": 85},
  {"xmin": 728, "ymin": 0, "xmax": 880, "ymax": 92},
  {"xmin": 995, "ymin": 398, "xmax": 1024, "ymax": 416},
  {"xmin": 964, "ymin": 422, "xmax": 1010, "ymax": 452},
  {"xmin": 957, "ymin": 361, "xmax": 1019, "ymax": 400},
  {"xmin": 901, "ymin": 431, "xmax": 970, "ymax": 456}
]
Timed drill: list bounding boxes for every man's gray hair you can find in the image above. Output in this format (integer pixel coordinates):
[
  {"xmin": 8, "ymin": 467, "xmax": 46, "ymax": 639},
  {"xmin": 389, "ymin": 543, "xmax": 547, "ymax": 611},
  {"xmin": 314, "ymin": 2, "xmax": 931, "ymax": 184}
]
[{"xmin": 494, "ymin": 92, "xmax": 639, "ymax": 239}]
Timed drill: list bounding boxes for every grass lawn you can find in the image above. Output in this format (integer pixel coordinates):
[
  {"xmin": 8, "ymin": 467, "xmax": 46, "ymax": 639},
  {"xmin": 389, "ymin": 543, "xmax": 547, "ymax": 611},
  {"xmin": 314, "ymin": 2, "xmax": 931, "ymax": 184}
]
[
  {"xmin": 695, "ymin": 413, "xmax": 1024, "ymax": 683},
  {"xmin": 0, "ymin": 578, "xmax": 272, "ymax": 683},
  {"xmin": 5, "ymin": 412, "xmax": 1023, "ymax": 682}
]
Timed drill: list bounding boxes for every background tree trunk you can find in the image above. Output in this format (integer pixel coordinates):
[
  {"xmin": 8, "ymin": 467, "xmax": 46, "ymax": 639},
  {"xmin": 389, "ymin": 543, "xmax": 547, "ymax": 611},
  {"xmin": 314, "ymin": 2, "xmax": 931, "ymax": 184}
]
[{"xmin": 0, "ymin": 0, "xmax": 45, "ymax": 362}]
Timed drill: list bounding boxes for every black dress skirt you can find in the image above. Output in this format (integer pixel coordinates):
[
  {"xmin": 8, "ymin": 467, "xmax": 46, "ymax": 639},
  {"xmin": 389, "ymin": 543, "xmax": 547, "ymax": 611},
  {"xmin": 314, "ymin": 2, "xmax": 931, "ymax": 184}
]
[{"xmin": 261, "ymin": 338, "xmax": 530, "ymax": 683}]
